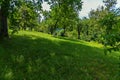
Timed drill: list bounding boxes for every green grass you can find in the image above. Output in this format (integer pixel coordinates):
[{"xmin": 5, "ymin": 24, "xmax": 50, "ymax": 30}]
[{"xmin": 0, "ymin": 30, "xmax": 120, "ymax": 80}]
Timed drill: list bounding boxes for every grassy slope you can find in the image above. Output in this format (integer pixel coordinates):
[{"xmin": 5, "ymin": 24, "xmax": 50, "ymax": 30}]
[{"xmin": 0, "ymin": 31, "xmax": 120, "ymax": 80}]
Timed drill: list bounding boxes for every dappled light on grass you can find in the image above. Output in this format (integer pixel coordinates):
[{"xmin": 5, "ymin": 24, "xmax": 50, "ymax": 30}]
[{"xmin": 0, "ymin": 31, "xmax": 120, "ymax": 80}]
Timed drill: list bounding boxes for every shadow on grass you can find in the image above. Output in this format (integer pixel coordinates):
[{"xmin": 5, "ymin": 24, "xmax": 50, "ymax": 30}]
[{"xmin": 0, "ymin": 35, "xmax": 120, "ymax": 80}]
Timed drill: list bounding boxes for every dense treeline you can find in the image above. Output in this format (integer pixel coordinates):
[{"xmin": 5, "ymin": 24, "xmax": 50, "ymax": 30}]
[{"xmin": 0, "ymin": 0, "xmax": 120, "ymax": 52}]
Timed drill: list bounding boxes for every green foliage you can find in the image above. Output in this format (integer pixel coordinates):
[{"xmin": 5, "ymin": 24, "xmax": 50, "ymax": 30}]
[
  {"xmin": 8, "ymin": 0, "xmax": 41, "ymax": 32},
  {"xmin": 66, "ymin": 30, "xmax": 78, "ymax": 39},
  {"xmin": 99, "ymin": 0, "xmax": 120, "ymax": 53},
  {"xmin": 40, "ymin": 0, "xmax": 82, "ymax": 36},
  {"xmin": 81, "ymin": 0, "xmax": 120, "ymax": 54},
  {"xmin": 103, "ymin": 0, "xmax": 117, "ymax": 11}
]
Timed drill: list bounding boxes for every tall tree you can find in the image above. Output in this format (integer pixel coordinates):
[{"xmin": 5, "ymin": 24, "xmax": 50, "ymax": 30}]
[
  {"xmin": 100, "ymin": 0, "xmax": 120, "ymax": 53},
  {"xmin": 103, "ymin": 0, "xmax": 117, "ymax": 11},
  {"xmin": 0, "ymin": 0, "xmax": 43, "ymax": 38},
  {"xmin": 47, "ymin": 0, "xmax": 82, "ymax": 36},
  {"xmin": 77, "ymin": 19, "xmax": 82, "ymax": 39},
  {"xmin": 0, "ymin": 0, "xmax": 10, "ymax": 38}
]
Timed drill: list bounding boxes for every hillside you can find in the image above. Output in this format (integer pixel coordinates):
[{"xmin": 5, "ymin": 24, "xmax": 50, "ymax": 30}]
[{"xmin": 0, "ymin": 31, "xmax": 120, "ymax": 80}]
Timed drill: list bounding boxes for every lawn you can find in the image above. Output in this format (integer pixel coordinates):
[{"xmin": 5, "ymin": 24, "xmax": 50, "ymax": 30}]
[{"xmin": 0, "ymin": 31, "xmax": 120, "ymax": 80}]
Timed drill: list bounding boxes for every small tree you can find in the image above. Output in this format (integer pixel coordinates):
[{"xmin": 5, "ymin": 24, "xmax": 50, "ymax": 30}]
[{"xmin": 100, "ymin": 0, "xmax": 120, "ymax": 54}]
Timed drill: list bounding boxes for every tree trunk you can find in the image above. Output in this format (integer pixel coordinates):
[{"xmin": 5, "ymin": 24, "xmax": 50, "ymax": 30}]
[
  {"xmin": 77, "ymin": 26, "xmax": 81, "ymax": 39},
  {"xmin": 0, "ymin": 0, "xmax": 10, "ymax": 38},
  {"xmin": 61, "ymin": 26, "xmax": 66, "ymax": 37},
  {"xmin": 0, "ymin": 9, "xmax": 9, "ymax": 38},
  {"xmin": 86, "ymin": 25, "xmax": 89, "ymax": 36},
  {"xmin": 50, "ymin": 26, "xmax": 54, "ymax": 35},
  {"xmin": 54, "ymin": 20, "xmax": 58, "ymax": 30},
  {"xmin": 50, "ymin": 20, "xmax": 58, "ymax": 35}
]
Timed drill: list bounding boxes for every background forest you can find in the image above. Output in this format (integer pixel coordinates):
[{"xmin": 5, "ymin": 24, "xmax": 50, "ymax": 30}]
[
  {"xmin": 0, "ymin": 0, "xmax": 120, "ymax": 51},
  {"xmin": 1, "ymin": 0, "xmax": 120, "ymax": 51}
]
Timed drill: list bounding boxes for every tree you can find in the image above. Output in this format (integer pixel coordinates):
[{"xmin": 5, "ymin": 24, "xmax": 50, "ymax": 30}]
[
  {"xmin": 100, "ymin": 0, "xmax": 120, "ymax": 53},
  {"xmin": 88, "ymin": 7, "xmax": 106, "ymax": 42},
  {"xmin": 0, "ymin": 0, "xmax": 43, "ymax": 38},
  {"xmin": 0, "ymin": 0, "xmax": 10, "ymax": 38},
  {"xmin": 46, "ymin": 0, "xmax": 82, "ymax": 36},
  {"xmin": 103, "ymin": 0, "xmax": 117, "ymax": 11},
  {"xmin": 77, "ymin": 19, "xmax": 82, "ymax": 39}
]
